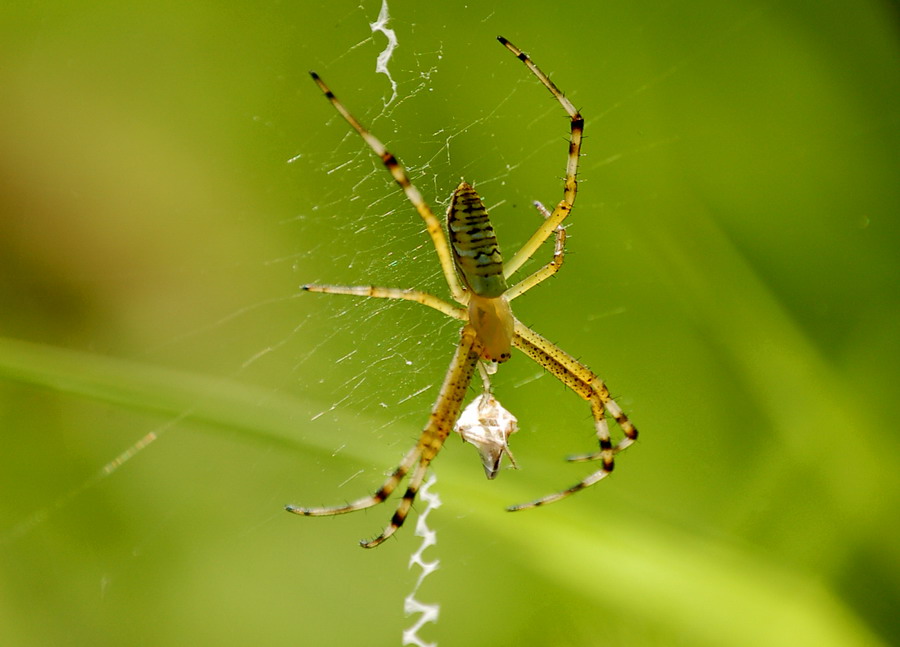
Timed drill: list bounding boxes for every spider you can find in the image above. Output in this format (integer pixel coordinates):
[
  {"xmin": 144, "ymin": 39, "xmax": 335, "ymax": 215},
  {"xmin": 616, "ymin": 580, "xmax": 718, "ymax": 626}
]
[{"xmin": 287, "ymin": 36, "xmax": 638, "ymax": 548}]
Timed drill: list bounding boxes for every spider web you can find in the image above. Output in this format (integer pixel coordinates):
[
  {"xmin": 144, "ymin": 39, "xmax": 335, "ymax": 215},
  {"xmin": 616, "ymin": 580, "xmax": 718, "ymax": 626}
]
[
  {"xmin": 2, "ymin": 7, "xmax": 595, "ymax": 645},
  {"xmin": 8, "ymin": 0, "xmax": 701, "ymax": 572},
  {"xmin": 264, "ymin": 16, "xmax": 592, "ymax": 466},
  {"xmin": 2, "ymin": 8, "xmax": 626, "ymax": 641}
]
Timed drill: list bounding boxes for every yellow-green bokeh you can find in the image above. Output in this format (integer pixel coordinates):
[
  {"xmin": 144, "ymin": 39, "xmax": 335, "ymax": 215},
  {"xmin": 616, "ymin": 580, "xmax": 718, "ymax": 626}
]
[{"xmin": 1, "ymin": 1, "xmax": 898, "ymax": 645}]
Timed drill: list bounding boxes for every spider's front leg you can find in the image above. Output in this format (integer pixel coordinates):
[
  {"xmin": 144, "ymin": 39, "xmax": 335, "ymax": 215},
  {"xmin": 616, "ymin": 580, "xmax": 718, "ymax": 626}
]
[
  {"xmin": 286, "ymin": 325, "xmax": 481, "ymax": 547},
  {"xmin": 498, "ymin": 36, "xmax": 583, "ymax": 278}
]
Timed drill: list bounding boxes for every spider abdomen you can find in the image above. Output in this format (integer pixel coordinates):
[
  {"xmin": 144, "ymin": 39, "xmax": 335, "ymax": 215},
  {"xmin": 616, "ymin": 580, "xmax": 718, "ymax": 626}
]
[{"xmin": 447, "ymin": 182, "xmax": 508, "ymax": 299}]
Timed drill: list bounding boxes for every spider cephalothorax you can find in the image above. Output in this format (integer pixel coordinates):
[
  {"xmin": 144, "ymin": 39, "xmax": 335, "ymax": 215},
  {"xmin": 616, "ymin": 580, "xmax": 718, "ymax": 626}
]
[{"xmin": 287, "ymin": 37, "xmax": 638, "ymax": 548}]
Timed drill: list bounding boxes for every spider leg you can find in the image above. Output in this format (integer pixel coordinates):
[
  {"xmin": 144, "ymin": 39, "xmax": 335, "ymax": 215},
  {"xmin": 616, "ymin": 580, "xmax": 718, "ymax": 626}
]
[
  {"xmin": 309, "ymin": 73, "xmax": 466, "ymax": 303},
  {"xmin": 497, "ymin": 37, "xmax": 584, "ymax": 278},
  {"xmin": 363, "ymin": 457, "xmax": 430, "ymax": 548},
  {"xmin": 288, "ymin": 325, "xmax": 481, "ymax": 548},
  {"xmin": 504, "ymin": 202, "xmax": 566, "ymax": 301},
  {"xmin": 565, "ymin": 395, "xmax": 636, "ymax": 461},
  {"xmin": 302, "ymin": 284, "xmax": 466, "ymax": 321},
  {"xmin": 508, "ymin": 320, "xmax": 637, "ymax": 511},
  {"xmin": 285, "ymin": 445, "xmax": 420, "ymax": 517},
  {"xmin": 514, "ymin": 321, "xmax": 637, "ymax": 447},
  {"xmin": 507, "ymin": 454, "xmax": 615, "ymax": 511},
  {"xmin": 361, "ymin": 325, "xmax": 481, "ymax": 547}
]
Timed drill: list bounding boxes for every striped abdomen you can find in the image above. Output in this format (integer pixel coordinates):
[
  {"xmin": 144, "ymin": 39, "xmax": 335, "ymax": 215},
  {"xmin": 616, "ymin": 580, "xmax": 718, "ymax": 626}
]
[{"xmin": 447, "ymin": 182, "xmax": 508, "ymax": 298}]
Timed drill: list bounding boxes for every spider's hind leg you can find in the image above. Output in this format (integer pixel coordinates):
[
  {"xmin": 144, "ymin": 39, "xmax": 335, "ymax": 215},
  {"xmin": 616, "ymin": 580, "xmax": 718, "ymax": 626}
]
[
  {"xmin": 504, "ymin": 391, "xmax": 622, "ymax": 511},
  {"xmin": 362, "ymin": 458, "xmax": 430, "ymax": 548},
  {"xmin": 566, "ymin": 381, "xmax": 638, "ymax": 462},
  {"xmin": 287, "ymin": 325, "xmax": 482, "ymax": 547},
  {"xmin": 362, "ymin": 325, "xmax": 482, "ymax": 547},
  {"xmin": 508, "ymin": 322, "xmax": 638, "ymax": 511},
  {"xmin": 285, "ymin": 444, "xmax": 421, "ymax": 517}
]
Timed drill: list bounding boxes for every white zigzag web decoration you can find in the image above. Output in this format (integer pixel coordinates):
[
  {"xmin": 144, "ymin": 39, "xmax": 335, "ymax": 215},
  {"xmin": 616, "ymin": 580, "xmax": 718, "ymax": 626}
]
[{"xmin": 402, "ymin": 474, "xmax": 441, "ymax": 647}]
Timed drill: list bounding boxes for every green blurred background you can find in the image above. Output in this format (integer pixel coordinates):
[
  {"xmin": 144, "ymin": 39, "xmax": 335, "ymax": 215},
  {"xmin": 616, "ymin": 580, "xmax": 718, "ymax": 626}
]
[{"xmin": 2, "ymin": 1, "xmax": 898, "ymax": 645}]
